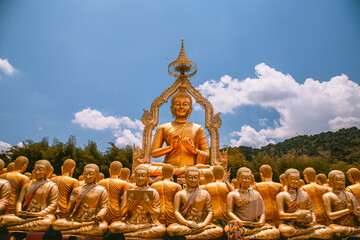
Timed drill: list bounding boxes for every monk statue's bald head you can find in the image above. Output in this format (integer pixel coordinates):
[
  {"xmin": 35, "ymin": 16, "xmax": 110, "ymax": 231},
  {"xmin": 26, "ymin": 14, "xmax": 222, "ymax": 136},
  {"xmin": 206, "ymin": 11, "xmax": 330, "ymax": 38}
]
[
  {"xmin": 0, "ymin": 159, "xmax": 4, "ymax": 174},
  {"xmin": 316, "ymin": 173, "xmax": 327, "ymax": 185},
  {"xmin": 328, "ymin": 170, "xmax": 345, "ymax": 190},
  {"xmin": 212, "ymin": 165, "xmax": 225, "ymax": 181},
  {"xmin": 62, "ymin": 159, "xmax": 76, "ymax": 175},
  {"xmin": 237, "ymin": 167, "xmax": 252, "ymax": 178},
  {"xmin": 84, "ymin": 164, "xmax": 99, "ymax": 173},
  {"xmin": 347, "ymin": 168, "xmax": 360, "ymax": 184},
  {"xmin": 14, "ymin": 156, "xmax": 29, "ymax": 173},
  {"xmin": 7, "ymin": 163, "xmax": 14, "ymax": 172},
  {"xmin": 204, "ymin": 170, "xmax": 214, "ymax": 184},
  {"xmin": 260, "ymin": 165, "xmax": 273, "ymax": 179},
  {"xmin": 162, "ymin": 164, "xmax": 174, "ymax": 179},
  {"xmin": 120, "ymin": 168, "xmax": 131, "ymax": 181},
  {"xmin": 35, "ymin": 160, "xmax": 52, "ymax": 172},
  {"xmin": 185, "ymin": 167, "xmax": 200, "ymax": 178},
  {"xmin": 109, "ymin": 161, "xmax": 122, "ymax": 177},
  {"xmin": 279, "ymin": 173, "xmax": 286, "ymax": 186},
  {"xmin": 303, "ymin": 167, "xmax": 316, "ymax": 183}
]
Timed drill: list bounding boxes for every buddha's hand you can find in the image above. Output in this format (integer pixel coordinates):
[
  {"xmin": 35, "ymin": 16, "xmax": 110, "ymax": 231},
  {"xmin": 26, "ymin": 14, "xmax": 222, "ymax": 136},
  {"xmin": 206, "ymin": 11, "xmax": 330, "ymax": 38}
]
[
  {"xmin": 296, "ymin": 210, "xmax": 309, "ymax": 218},
  {"xmin": 187, "ymin": 221, "xmax": 199, "ymax": 229},
  {"xmin": 170, "ymin": 135, "xmax": 181, "ymax": 150},
  {"xmin": 182, "ymin": 137, "xmax": 197, "ymax": 155}
]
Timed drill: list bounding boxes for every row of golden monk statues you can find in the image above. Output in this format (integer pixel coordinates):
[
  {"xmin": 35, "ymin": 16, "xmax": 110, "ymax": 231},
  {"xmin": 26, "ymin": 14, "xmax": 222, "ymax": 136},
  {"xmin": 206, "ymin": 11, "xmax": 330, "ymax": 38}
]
[{"xmin": 2, "ymin": 156, "xmax": 360, "ymax": 239}]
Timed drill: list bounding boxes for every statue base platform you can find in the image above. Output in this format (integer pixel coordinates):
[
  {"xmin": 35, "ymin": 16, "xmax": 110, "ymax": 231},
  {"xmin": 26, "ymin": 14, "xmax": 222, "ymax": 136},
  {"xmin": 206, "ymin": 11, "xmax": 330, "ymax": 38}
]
[{"xmin": 6, "ymin": 231, "xmax": 105, "ymax": 240}]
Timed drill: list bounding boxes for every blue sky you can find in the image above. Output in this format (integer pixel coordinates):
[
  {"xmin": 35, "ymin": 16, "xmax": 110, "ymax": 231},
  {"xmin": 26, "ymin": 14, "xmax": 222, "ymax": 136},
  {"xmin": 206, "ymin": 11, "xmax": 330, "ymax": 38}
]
[{"xmin": 1, "ymin": 0, "xmax": 360, "ymax": 152}]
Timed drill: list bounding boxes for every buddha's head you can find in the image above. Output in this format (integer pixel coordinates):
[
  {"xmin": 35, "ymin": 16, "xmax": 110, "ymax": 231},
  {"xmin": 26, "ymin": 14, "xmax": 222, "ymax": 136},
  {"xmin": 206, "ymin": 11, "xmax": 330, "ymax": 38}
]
[
  {"xmin": 34, "ymin": 160, "xmax": 52, "ymax": 181},
  {"xmin": 328, "ymin": 170, "xmax": 345, "ymax": 190},
  {"xmin": 203, "ymin": 170, "xmax": 214, "ymax": 184},
  {"xmin": 237, "ymin": 167, "xmax": 252, "ymax": 189},
  {"xmin": 14, "ymin": 156, "xmax": 29, "ymax": 173},
  {"xmin": 109, "ymin": 161, "xmax": 122, "ymax": 178},
  {"xmin": 171, "ymin": 87, "xmax": 193, "ymax": 119},
  {"xmin": 162, "ymin": 164, "xmax": 174, "ymax": 180},
  {"xmin": 259, "ymin": 164, "xmax": 273, "ymax": 181},
  {"xmin": 347, "ymin": 168, "xmax": 360, "ymax": 185},
  {"xmin": 62, "ymin": 159, "xmax": 76, "ymax": 177},
  {"xmin": 315, "ymin": 173, "xmax": 327, "ymax": 185},
  {"xmin": 185, "ymin": 167, "xmax": 200, "ymax": 188},
  {"xmin": 213, "ymin": 165, "xmax": 225, "ymax": 181},
  {"xmin": 285, "ymin": 168, "xmax": 300, "ymax": 190},
  {"xmin": 134, "ymin": 165, "xmax": 149, "ymax": 187},
  {"xmin": 96, "ymin": 172, "xmax": 105, "ymax": 183},
  {"xmin": 120, "ymin": 167, "xmax": 131, "ymax": 181},
  {"xmin": 83, "ymin": 164, "xmax": 99, "ymax": 184},
  {"xmin": 303, "ymin": 167, "xmax": 316, "ymax": 184}
]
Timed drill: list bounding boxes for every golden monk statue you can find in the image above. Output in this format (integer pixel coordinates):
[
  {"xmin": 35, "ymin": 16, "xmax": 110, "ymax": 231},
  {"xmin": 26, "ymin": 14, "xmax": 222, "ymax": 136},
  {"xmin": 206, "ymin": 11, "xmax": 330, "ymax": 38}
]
[
  {"xmin": 301, "ymin": 167, "xmax": 330, "ymax": 225},
  {"xmin": 226, "ymin": 167, "xmax": 280, "ymax": 240},
  {"xmin": 150, "ymin": 87, "xmax": 210, "ymax": 177},
  {"xmin": 152, "ymin": 164, "xmax": 182, "ymax": 225},
  {"xmin": 120, "ymin": 167, "xmax": 135, "ymax": 189},
  {"xmin": 322, "ymin": 170, "xmax": 360, "ymax": 238},
  {"xmin": 200, "ymin": 166, "xmax": 232, "ymax": 221},
  {"xmin": 6, "ymin": 162, "xmax": 14, "ymax": 173},
  {"xmin": 109, "ymin": 165, "xmax": 166, "ymax": 238},
  {"xmin": 200, "ymin": 170, "xmax": 214, "ymax": 189},
  {"xmin": 277, "ymin": 168, "xmax": 333, "ymax": 239},
  {"xmin": 167, "ymin": 167, "xmax": 223, "ymax": 239},
  {"xmin": 253, "ymin": 164, "xmax": 283, "ymax": 226},
  {"xmin": 0, "ymin": 159, "xmax": 10, "ymax": 214},
  {"xmin": 50, "ymin": 159, "xmax": 79, "ymax": 218},
  {"xmin": 316, "ymin": 173, "xmax": 330, "ymax": 188},
  {"xmin": 0, "ymin": 160, "xmax": 59, "ymax": 231},
  {"xmin": 52, "ymin": 164, "xmax": 108, "ymax": 236},
  {"xmin": 98, "ymin": 161, "xmax": 129, "ymax": 223},
  {"xmin": 0, "ymin": 159, "xmax": 5, "ymax": 175},
  {"xmin": 346, "ymin": 168, "xmax": 360, "ymax": 204},
  {"xmin": 0, "ymin": 156, "xmax": 30, "ymax": 214}
]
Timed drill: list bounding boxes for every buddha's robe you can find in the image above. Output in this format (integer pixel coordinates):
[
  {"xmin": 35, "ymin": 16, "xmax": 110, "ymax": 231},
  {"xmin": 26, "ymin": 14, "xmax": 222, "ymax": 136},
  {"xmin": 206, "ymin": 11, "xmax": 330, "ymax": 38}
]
[
  {"xmin": 50, "ymin": 175, "xmax": 78, "ymax": 218},
  {"xmin": 109, "ymin": 187, "xmax": 166, "ymax": 238},
  {"xmin": 98, "ymin": 178, "xmax": 129, "ymax": 223},
  {"xmin": 0, "ymin": 179, "xmax": 11, "ymax": 214},
  {"xmin": 52, "ymin": 184, "xmax": 108, "ymax": 236},
  {"xmin": 167, "ymin": 188, "xmax": 223, "ymax": 239},
  {"xmin": 0, "ymin": 180, "xmax": 58, "ymax": 231},
  {"xmin": 152, "ymin": 122, "xmax": 209, "ymax": 169},
  {"xmin": 152, "ymin": 180, "xmax": 182, "ymax": 225},
  {"xmin": 346, "ymin": 183, "xmax": 360, "ymax": 205},
  {"xmin": 301, "ymin": 183, "xmax": 330, "ymax": 225},
  {"xmin": 200, "ymin": 181, "xmax": 230, "ymax": 220},
  {"xmin": 0, "ymin": 172, "xmax": 29, "ymax": 214}
]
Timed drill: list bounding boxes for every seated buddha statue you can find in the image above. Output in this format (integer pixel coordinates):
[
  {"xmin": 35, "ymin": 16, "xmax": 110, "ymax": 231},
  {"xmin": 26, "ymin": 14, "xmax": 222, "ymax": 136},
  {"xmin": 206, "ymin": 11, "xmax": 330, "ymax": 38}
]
[
  {"xmin": 150, "ymin": 87, "xmax": 210, "ymax": 178},
  {"xmin": 0, "ymin": 160, "xmax": 59, "ymax": 231},
  {"xmin": 226, "ymin": 167, "xmax": 280, "ymax": 240},
  {"xmin": 277, "ymin": 168, "xmax": 333, "ymax": 239},
  {"xmin": 50, "ymin": 159, "xmax": 79, "ymax": 218},
  {"xmin": 52, "ymin": 164, "xmax": 108, "ymax": 236},
  {"xmin": 167, "ymin": 167, "xmax": 223, "ymax": 239},
  {"xmin": 346, "ymin": 168, "xmax": 360, "ymax": 204},
  {"xmin": 323, "ymin": 170, "xmax": 360, "ymax": 238},
  {"xmin": 0, "ymin": 156, "xmax": 30, "ymax": 214},
  {"xmin": 301, "ymin": 167, "xmax": 330, "ymax": 225},
  {"xmin": 151, "ymin": 164, "xmax": 182, "ymax": 225},
  {"xmin": 253, "ymin": 164, "xmax": 283, "ymax": 226},
  {"xmin": 109, "ymin": 165, "xmax": 166, "ymax": 238},
  {"xmin": 98, "ymin": 161, "xmax": 130, "ymax": 223},
  {"xmin": 0, "ymin": 159, "xmax": 10, "ymax": 214}
]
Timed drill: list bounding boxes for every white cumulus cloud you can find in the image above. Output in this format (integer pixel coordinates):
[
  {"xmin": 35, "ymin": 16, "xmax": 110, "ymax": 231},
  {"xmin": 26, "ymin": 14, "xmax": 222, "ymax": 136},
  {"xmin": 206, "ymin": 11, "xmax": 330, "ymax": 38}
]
[
  {"xmin": 230, "ymin": 125, "xmax": 275, "ymax": 148},
  {"xmin": 0, "ymin": 58, "xmax": 16, "ymax": 75},
  {"xmin": 197, "ymin": 63, "xmax": 360, "ymax": 148},
  {"xmin": 114, "ymin": 129, "xmax": 142, "ymax": 148},
  {"xmin": 0, "ymin": 141, "xmax": 12, "ymax": 152}
]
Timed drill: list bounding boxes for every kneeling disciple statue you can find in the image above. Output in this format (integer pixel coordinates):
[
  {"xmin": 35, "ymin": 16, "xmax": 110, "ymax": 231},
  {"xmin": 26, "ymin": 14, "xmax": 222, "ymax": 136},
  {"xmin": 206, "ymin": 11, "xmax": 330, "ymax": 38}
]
[
  {"xmin": 0, "ymin": 160, "xmax": 59, "ymax": 231},
  {"xmin": 167, "ymin": 167, "xmax": 223, "ymax": 240},
  {"xmin": 226, "ymin": 167, "xmax": 280, "ymax": 240},
  {"xmin": 52, "ymin": 164, "xmax": 108, "ymax": 236},
  {"xmin": 323, "ymin": 170, "xmax": 360, "ymax": 238},
  {"xmin": 109, "ymin": 165, "xmax": 166, "ymax": 238},
  {"xmin": 277, "ymin": 168, "xmax": 333, "ymax": 240}
]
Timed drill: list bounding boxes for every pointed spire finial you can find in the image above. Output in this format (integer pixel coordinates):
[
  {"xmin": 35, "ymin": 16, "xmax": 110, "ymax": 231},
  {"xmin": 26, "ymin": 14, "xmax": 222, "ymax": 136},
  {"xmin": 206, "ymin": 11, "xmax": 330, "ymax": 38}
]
[{"xmin": 168, "ymin": 39, "xmax": 197, "ymax": 78}]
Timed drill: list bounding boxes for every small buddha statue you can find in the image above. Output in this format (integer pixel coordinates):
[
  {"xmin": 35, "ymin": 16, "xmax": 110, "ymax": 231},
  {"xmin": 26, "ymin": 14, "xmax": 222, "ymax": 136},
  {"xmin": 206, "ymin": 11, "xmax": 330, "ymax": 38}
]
[
  {"xmin": 167, "ymin": 167, "xmax": 223, "ymax": 239},
  {"xmin": 50, "ymin": 159, "xmax": 79, "ymax": 218},
  {"xmin": 316, "ymin": 173, "xmax": 330, "ymax": 188},
  {"xmin": 150, "ymin": 87, "xmax": 210, "ymax": 177},
  {"xmin": 277, "ymin": 168, "xmax": 333, "ymax": 239},
  {"xmin": 98, "ymin": 161, "xmax": 130, "ymax": 223},
  {"xmin": 152, "ymin": 164, "xmax": 182, "ymax": 225},
  {"xmin": 109, "ymin": 165, "xmax": 166, "ymax": 238},
  {"xmin": 323, "ymin": 170, "xmax": 360, "ymax": 238},
  {"xmin": 120, "ymin": 167, "xmax": 135, "ymax": 189},
  {"xmin": 0, "ymin": 156, "xmax": 30, "ymax": 214},
  {"xmin": 226, "ymin": 167, "xmax": 280, "ymax": 240},
  {"xmin": 201, "ymin": 166, "xmax": 232, "ymax": 221},
  {"xmin": 0, "ymin": 159, "xmax": 10, "ymax": 214},
  {"xmin": 301, "ymin": 167, "xmax": 330, "ymax": 225},
  {"xmin": 346, "ymin": 168, "xmax": 360, "ymax": 204},
  {"xmin": 52, "ymin": 164, "xmax": 108, "ymax": 236},
  {"xmin": 0, "ymin": 160, "xmax": 59, "ymax": 231},
  {"xmin": 253, "ymin": 164, "xmax": 283, "ymax": 226}
]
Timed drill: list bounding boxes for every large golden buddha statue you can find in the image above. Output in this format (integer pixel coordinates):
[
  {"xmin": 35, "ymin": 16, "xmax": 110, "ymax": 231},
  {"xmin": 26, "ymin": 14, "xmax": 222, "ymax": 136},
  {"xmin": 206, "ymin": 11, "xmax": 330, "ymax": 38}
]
[
  {"xmin": 167, "ymin": 167, "xmax": 223, "ymax": 239},
  {"xmin": 323, "ymin": 170, "xmax": 360, "ymax": 238},
  {"xmin": 50, "ymin": 159, "xmax": 79, "ymax": 218},
  {"xmin": 109, "ymin": 165, "xmax": 166, "ymax": 238},
  {"xmin": 226, "ymin": 167, "xmax": 280, "ymax": 240},
  {"xmin": 277, "ymin": 168, "xmax": 333, "ymax": 239},
  {"xmin": 0, "ymin": 156, "xmax": 30, "ymax": 214},
  {"xmin": 52, "ymin": 164, "xmax": 108, "ymax": 236},
  {"xmin": 346, "ymin": 168, "xmax": 360, "ymax": 204},
  {"xmin": 0, "ymin": 160, "xmax": 59, "ymax": 232},
  {"xmin": 150, "ymin": 86, "xmax": 210, "ymax": 177}
]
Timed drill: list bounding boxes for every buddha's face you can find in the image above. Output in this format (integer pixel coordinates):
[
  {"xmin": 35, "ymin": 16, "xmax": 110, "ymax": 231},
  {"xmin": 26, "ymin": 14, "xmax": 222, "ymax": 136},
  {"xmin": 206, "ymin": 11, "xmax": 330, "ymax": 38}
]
[
  {"xmin": 83, "ymin": 167, "xmax": 97, "ymax": 184},
  {"xmin": 287, "ymin": 172, "xmax": 300, "ymax": 189},
  {"xmin": 135, "ymin": 169, "xmax": 148, "ymax": 186},
  {"xmin": 171, "ymin": 97, "xmax": 192, "ymax": 119},
  {"xmin": 331, "ymin": 173, "xmax": 345, "ymax": 190},
  {"xmin": 238, "ymin": 172, "xmax": 252, "ymax": 189},
  {"xmin": 186, "ymin": 171, "xmax": 200, "ymax": 188},
  {"xmin": 34, "ymin": 163, "xmax": 48, "ymax": 180}
]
